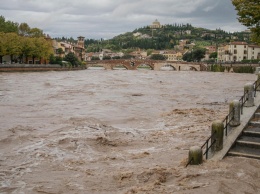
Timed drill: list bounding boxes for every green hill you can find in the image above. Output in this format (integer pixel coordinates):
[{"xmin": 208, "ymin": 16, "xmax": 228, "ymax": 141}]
[{"xmin": 85, "ymin": 23, "xmax": 250, "ymax": 52}]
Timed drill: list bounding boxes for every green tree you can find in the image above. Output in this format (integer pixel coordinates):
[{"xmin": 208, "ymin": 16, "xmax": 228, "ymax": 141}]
[
  {"xmin": 0, "ymin": 16, "xmax": 18, "ymax": 33},
  {"xmin": 49, "ymin": 54, "xmax": 56, "ymax": 64},
  {"xmin": 19, "ymin": 23, "xmax": 31, "ymax": 36},
  {"xmin": 64, "ymin": 52, "xmax": 80, "ymax": 67},
  {"xmin": 121, "ymin": 54, "xmax": 134, "ymax": 59},
  {"xmin": 209, "ymin": 52, "xmax": 217, "ymax": 59},
  {"xmin": 56, "ymin": 48, "xmax": 64, "ymax": 57},
  {"xmin": 232, "ymin": 0, "xmax": 260, "ymax": 44},
  {"xmin": 112, "ymin": 56, "xmax": 121, "ymax": 59},
  {"xmin": 5, "ymin": 33, "xmax": 22, "ymax": 62},
  {"xmin": 103, "ymin": 56, "xmax": 111, "ymax": 60},
  {"xmin": 20, "ymin": 37, "xmax": 34, "ymax": 63},
  {"xmin": 49, "ymin": 54, "xmax": 62, "ymax": 65},
  {"xmin": 0, "ymin": 32, "xmax": 7, "ymax": 63},
  {"xmin": 31, "ymin": 37, "xmax": 47, "ymax": 63},
  {"xmin": 150, "ymin": 54, "xmax": 166, "ymax": 60},
  {"xmin": 30, "ymin": 28, "xmax": 44, "ymax": 37},
  {"xmin": 182, "ymin": 48, "xmax": 206, "ymax": 62},
  {"xmin": 192, "ymin": 48, "xmax": 206, "ymax": 62},
  {"xmin": 42, "ymin": 38, "xmax": 54, "ymax": 63},
  {"xmin": 91, "ymin": 56, "xmax": 100, "ymax": 60},
  {"xmin": 182, "ymin": 52, "xmax": 192, "ymax": 62}
]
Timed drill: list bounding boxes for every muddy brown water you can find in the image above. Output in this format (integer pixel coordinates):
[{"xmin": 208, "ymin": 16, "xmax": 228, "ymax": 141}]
[{"xmin": 0, "ymin": 69, "xmax": 259, "ymax": 194}]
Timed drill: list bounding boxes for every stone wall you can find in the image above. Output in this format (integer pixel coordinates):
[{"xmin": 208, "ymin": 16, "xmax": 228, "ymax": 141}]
[{"xmin": 0, "ymin": 64, "xmax": 86, "ymax": 72}]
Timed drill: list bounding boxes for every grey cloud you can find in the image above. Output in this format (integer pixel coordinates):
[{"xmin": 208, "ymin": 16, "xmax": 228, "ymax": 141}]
[{"xmin": 0, "ymin": 0, "xmax": 246, "ymax": 39}]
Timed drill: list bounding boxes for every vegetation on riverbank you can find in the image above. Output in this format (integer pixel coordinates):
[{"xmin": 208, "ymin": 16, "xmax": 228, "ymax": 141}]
[{"xmin": 210, "ymin": 64, "xmax": 255, "ymax": 73}]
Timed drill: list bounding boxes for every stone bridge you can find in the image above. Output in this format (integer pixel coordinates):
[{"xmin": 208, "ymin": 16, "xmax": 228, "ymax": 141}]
[{"xmin": 86, "ymin": 59, "xmax": 206, "ymax": 71}]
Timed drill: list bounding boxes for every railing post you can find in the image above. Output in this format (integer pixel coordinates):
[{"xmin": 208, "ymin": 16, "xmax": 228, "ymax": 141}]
[
  {"xmin": 255, "ymin": 67, "xmax": 260, "ymax": 75},
  {"xmin": 244, "ymin": 83, "xmax": 254, "ymax": 107},
  {"xmin": 229, "ymin": 100, "xmax": 240, "ymax": 127},
  {"xmin": 211, "ymin": 120, "xmax": 224, "ymax": 152},
  {"xmin": 188, "ymin": 146, "xmax": 203, "ymax": 165},
  {"xmin": 256, "ymin": 73, "xmax": 260, "ymax": 91}
]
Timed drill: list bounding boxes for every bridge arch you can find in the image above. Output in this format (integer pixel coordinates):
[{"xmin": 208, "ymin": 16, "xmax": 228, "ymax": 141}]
[
  {"xmin": 160, "ymin": 64, "xmax": 177, "ymax": 71},
  {"xmin": 136, "ymin": 62, "xmax": 154, "ymax": 70},
  {"xmin": 112, "ymin": 63, "xmax": 128, "ymax": 70},
  {"xmin": 189, "ymin": 66, "xmax": 198, "ymax": 71}
]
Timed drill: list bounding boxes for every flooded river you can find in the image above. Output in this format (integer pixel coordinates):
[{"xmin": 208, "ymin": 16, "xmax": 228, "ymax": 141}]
[{"xmin": 0, "ymin": 69, "xmax": 259, "ymax": 193}]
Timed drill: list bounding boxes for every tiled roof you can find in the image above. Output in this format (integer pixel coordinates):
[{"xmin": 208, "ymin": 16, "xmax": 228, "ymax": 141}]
[{"xmin": 230, "ymin": 41, "xmax": 248, "ymax": 45}]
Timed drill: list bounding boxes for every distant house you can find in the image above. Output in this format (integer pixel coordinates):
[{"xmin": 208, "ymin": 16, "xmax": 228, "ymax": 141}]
[
  {"xmin": 185, "ymin": 30, "xmax": 191, "ymax": 35},
  {"xmin": 133, "ymin": 32, "xmax": 142, "ymax": 37},
  {"xmin": 130, "ymin": 50, "xmax": 148, "ymax": 59},
  {"xmin": 162, "ymin": 50, "xmax": 183, "ymax": 61},
  {"xmin": 151, "ymin": 50, "xmax": 183, "ymax": 61},
  {"xmin": 217, "ymin": 42, "xmax": 260, "ymax": 62},
  {"xmin": 53, "ymin": 36, "xmax": 86, "ymax": 61}
]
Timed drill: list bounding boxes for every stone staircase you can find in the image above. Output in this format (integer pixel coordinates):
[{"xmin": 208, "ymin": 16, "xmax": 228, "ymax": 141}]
[{"xmin": 227, "ymin": 108, "xmax": 260, "ymax": 160}]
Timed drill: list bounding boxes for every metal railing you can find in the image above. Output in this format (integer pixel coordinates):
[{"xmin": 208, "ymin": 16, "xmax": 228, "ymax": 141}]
[
  {"xmin": 201, "ymin": 131, "xmax": 216, "ymax": 160},
  {"xmin": 253, "ymin": 78, "xmax": 260, "ymax": 97},
  {"xmin": 185, "ymin": 158, "xmax": 193, "ymax": 167},
  {"xmin": 186, "ymin": 76, "xmax": 260, "ymax": 167},
  {"xmin": 223, "ymin": 108, "xmax": 235, "ymax": 136},
  {"xmin": 239, "ymin": 91, "xmax": 248, "ymax": 114}
]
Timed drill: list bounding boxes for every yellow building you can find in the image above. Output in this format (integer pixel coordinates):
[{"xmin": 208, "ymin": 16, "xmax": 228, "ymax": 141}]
[{"xmin": 52, "ymin": 36, "xmax": 86, "ymax": 61}]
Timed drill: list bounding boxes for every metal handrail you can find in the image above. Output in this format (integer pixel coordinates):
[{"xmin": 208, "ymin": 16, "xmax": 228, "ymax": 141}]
[
  {"xmin": 185, "ymin": 158, "xmax": 193, "ymax": 167},
  {"xmin": 223, "ymin": 107, "xmax": 235, "ymax": 136},
  {"xmin": 239, "ymin": 90, "xmax": 248, "ymax": 114},
  {"xmin": 253, "ymin": 78, "xmax": 260, "ymax": 97},
  {"xmin": 199, "ymin": 91, "xmax": 245, "ymax": 161},
  {"xmin": 201, "ymin": 131, "xmax": 216, "ymax": 160},
  {"xmin": 188, "ymin": 76, "xmax": 260, "ymax": 165}
]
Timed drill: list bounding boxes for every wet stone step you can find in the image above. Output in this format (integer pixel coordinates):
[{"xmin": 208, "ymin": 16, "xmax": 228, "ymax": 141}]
[
  {"xmin": 243, "ymin": 129, "xmax": 260, "ymax": 138},
  {"xmin": 254, "ymin": 112, "xmax": 260, "ymax": 118},
  {"xmin": 236, "ymin": 140, "xmax": 260, "ymax": 149},
  {"xmin": 236, "ymin": 136, "xmax": 260, "ymax": 149},
  {"xmin": 245, "ymin": 126, "xmax": 260, "ymax": 133},
  {"xmin": 228, "ymin": 145, "xmax": 260, "ymax": 160},
  {"xmin": 238, "ymin": 135, "xmax": 260, "ymax": 143},
  {"xmin": 248, "ymin": 121, "xmax": 260, "ymax": 127}
]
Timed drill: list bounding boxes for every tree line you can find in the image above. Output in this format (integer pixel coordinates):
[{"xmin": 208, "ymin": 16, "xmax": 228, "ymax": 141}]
[{"xmin": 0, "ymin": 16, "xmax": 53, "ymax": 64}]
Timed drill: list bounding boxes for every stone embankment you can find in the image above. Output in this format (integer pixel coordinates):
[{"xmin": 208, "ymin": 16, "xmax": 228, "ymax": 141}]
[{"xmin": 0, "ymin": 64, "xmax": 86, "ymax": 72}]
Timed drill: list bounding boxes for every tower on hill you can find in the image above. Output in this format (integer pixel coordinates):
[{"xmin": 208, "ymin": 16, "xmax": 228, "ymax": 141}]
[{"xmin": 77, "ymin": 36, "xmax": 85, "ymax": 48}]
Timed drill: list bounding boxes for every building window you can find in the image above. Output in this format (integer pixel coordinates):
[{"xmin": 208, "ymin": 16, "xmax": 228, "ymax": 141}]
[
  {"xmin": 244, "ymin": 45, "xmax": 246, "ymax": 48},
  {"xmin": 234, "ymin": 50, "xmax": 237, "ymax": 54},
  {"xmin": 244, "ymin": 50, "xmax": 247, "ymax": 54},
  {"xmin": 234, "ymin": 45, "xmax": 236, "ymax": 48}
]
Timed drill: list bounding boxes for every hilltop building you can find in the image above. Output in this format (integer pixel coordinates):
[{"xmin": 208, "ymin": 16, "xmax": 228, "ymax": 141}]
[{"xmin": 150, "ymin": 19, "xmax": 162, "ymax": 29}]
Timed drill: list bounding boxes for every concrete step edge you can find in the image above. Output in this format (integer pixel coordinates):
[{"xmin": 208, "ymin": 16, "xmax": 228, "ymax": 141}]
[
  {"xmin": 249, "ymin": 121, "xmax": 260, "ymax": 127},
  {"xmin": 236, "ymin": 140, "xmax": 260, "ymax": 148},
  {"xmin": 243, "ymin": 131, "xmax": 260, "ymax": 137},
  {"xmin": 228, "ymin": 151, "xmax": 260, "ymax": 160}
]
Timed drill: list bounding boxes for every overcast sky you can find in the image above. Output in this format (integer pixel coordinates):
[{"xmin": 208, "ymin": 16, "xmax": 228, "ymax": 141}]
[{"xmin": 1, "ymin": 0, "xmax": 246, "ymax": 40}]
